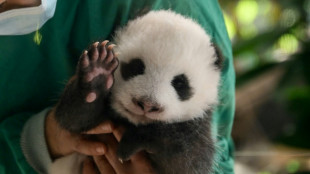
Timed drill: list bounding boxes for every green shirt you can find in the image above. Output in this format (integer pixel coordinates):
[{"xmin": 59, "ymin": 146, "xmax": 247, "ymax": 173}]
[{"xmin": 0, "ymin": 0, "xmax": 235, "ymax": 173}]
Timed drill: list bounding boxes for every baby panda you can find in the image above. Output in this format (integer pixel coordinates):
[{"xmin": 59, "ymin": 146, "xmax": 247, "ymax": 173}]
[{"xmin": 50, "ymin": 10, "xmax": 222, "ymax": 174}]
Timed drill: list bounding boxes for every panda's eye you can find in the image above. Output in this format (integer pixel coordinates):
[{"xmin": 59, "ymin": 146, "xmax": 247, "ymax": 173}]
[
  {"xmin": 121, "ymin": 58, "xmax": 145, "ymax": 81},
  {"xmin": 171, "ymin": 74, "xmax": 193, "ymax": 101}
]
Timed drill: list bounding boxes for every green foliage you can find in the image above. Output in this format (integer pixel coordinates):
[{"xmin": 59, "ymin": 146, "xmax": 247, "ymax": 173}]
[
  {"xmin": 219, "ymin": 0, "xmax": 310, "ymax": 149},
  {"xmin": 286, "ymin": 160, "xmax": 300, "ymax": 173},
  {"xmin": 258, "ymin": 172, "xmax": 272, "ymax": 174}
]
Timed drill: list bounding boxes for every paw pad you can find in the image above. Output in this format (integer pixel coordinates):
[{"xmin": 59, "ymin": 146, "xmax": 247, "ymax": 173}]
[{"xmin": 77, "ymin": 41, "xmax": 119, "ymax": 103}]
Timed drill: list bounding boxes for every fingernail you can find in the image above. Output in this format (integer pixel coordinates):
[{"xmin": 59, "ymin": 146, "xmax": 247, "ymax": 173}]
[{"xmin": 96, "ymin": 147, "xmax": 105, "ymax": 154}]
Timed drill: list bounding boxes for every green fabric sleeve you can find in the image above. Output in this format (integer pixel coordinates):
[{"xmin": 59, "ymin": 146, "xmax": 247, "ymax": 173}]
[
  {"xmin": 0, "ymin": 113, "xmax": 38, "ymax": 174},
  {"xmin": 0, "ymin": 0, "xmax": 235, "ymax": 173}
]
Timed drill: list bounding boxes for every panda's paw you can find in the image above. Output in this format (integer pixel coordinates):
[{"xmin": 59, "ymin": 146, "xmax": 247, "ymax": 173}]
[
  {"xmin": 78, "ymin": 41, "xmax": 119, "ymax": 103},
  {"xmin": 117, "ymin": 143, "xmax": 137, "ymax": 163}
]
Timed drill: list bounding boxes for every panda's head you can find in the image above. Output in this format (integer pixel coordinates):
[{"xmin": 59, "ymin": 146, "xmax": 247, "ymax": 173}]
[{"xmin": 111, "ymin": 10, "xmax": 222, "ymax": 125}]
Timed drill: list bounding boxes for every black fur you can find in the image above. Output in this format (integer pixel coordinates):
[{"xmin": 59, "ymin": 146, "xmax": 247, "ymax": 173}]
[
  {"xmin": 212, "ymin": 44, "xmax": 224, "ymax": 69},
  {"xmin": 121, "ymin": 58, "xmax": 145, "ymax": 81},
  {"xmin": 54, "ymin": 78, "xmax": 111, "ymax": 133},
  {"xmin": 116, "ymin": 114, "xmax": 214, "ymax": 174},
  {"xmin": 171, "ymin": 74, "xmax": 193, "ymax": 101}
]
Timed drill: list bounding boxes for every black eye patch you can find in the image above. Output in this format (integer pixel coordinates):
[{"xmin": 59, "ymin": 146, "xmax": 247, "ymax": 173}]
[
  {"xmin": 121, "ymin": 58, "xmax": 145, "ymax": 81},
  {"xmin": 171, "ymin": 74, "xmax": 193, "ymax": 101}
]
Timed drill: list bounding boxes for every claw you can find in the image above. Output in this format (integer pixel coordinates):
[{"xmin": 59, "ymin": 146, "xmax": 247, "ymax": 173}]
[
  {"xmin": 108, "ymin": 44, "xmax": 116, "ymax": 50},
  {"xmin": 119, "ymin": 158, "xmax": 124, "ymax": 164},
  {"xmin": 106, "ymin": 46, "xmax": 115, "ymax": 63},
  {"xmin": 99, "ymin": 41, "xmax": 109, "ymax": 61},
  {"xmin": 102, "ymin": 40, "xmax": 109, "ymax": 46},
  {"xmin": 80, "ymin": 51, "xmax": 89, "ymax": 68},
  {"xmin": 91, "ymin": 42, "xmax": 99, "ymax": 61}
]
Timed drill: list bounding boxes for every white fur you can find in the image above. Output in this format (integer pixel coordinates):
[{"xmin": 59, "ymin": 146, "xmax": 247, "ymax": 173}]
[
  {"xmin": 112, "ymin": 10, "xmax": 221, "ymax": 125},
  {"xmin": 49, "ymin": 10, "xmax": 221, "ymax": 174}
]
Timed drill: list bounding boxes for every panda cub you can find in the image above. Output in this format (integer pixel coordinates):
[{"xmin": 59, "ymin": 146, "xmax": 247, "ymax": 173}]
[{"xmin": 51, "ymin": 10, "xmax": 222, "ymax": 174}]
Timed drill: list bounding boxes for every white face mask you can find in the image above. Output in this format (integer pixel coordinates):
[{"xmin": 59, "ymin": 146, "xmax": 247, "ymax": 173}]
[{"xmin": 0, "ymin": 0, "xmax": 57, "ymax": 35}]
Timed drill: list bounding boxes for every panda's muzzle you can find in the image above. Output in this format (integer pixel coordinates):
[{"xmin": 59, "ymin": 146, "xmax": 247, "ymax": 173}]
[{"xmin": 132, "ymin": 97, "xmax": 164, "ymax": 114}]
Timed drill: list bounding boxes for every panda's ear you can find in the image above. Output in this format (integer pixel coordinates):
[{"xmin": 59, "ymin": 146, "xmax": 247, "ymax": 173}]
[
  {"xmin": 130, "ymin": 7, "xmax": 151, "ymax": 20},
  {"xmin": 212, "ymin": 44, "xmax": 224, "ymax": 70}
]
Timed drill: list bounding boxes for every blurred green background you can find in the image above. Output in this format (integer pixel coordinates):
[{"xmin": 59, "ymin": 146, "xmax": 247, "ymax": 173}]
[{"xmin": 218, "ymin": 0, "xmax": 310, "ymax": 173}]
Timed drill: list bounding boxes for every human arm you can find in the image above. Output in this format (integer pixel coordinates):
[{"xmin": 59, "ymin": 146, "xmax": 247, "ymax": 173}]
[{"xmin": 20, "ymin": 107, "xmax": 114, "ymax": 174}]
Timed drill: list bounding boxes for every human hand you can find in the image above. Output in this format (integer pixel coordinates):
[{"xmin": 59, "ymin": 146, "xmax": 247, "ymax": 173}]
[
  {"xmin": 82, "ymin": 127, "xmax": 156, "ymax": 174},
  {"xmin": 45, "ymin": 109, "xmax": 114, "ymax": 160}
]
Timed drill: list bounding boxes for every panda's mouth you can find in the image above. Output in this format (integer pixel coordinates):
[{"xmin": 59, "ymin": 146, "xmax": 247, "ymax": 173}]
[
  {"xmin": 118, "ymin": 101, "xmax": 142, "ymax": 116},
  {"xmin": 117, "ymin": 101, "xmax": 154, "ymax": 123},
  {"xmin": 124, "ymin": 107, "xmax": 143, "ymax": 117}
]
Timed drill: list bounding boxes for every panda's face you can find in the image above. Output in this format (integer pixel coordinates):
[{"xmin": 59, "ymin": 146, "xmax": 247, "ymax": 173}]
[{"xmin": 110, "ymin": 10, "xmax": 222, "ymax": 125}]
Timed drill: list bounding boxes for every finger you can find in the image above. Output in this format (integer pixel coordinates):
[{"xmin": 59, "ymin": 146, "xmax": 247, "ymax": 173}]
[
  {"xmin": 112, "ymin": 126, "xmax": 126, "ymax": 142},
  {"xmin": 103, "ymin": 135, "xmax": 127, "ymax": 172},
  {"xmin": 130, "ymin": 152, "xmax": 154, "ymax": 173},
  {"xmin": 103, "ymin": 135, "xmax": 155, "ymax": 174},
  {"xmin": 131, "ymin": 151, "xmax": 149, "ymax": 163},
  {"xmin": 82, "ymin": 158, "xmax": 99, "ymax": 174},
  {"xmin": 74, "ymin": 138, "xmax": 107, "ymax": 156},
  {"xmin": 84, "ymin": 121, "xmax": 114, "ymax": 135},
  {"xmin": 93, "ymin": 156, "xmax": 116, "ymax": 174}
]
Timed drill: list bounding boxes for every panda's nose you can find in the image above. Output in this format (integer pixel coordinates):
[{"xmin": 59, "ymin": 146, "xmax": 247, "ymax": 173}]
[{"xmin": 132, "ymin": 98, "xmax": 163, "ymax": 113}]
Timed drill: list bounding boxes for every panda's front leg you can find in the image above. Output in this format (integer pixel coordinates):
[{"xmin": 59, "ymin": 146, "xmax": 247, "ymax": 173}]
[
  {"xmin": 117, "ymin": 126, "xmax": 162, "ymax": 163},
  {"xmin": 54, "ymin": 41, "xmax": 119, "ymax": 133}
]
